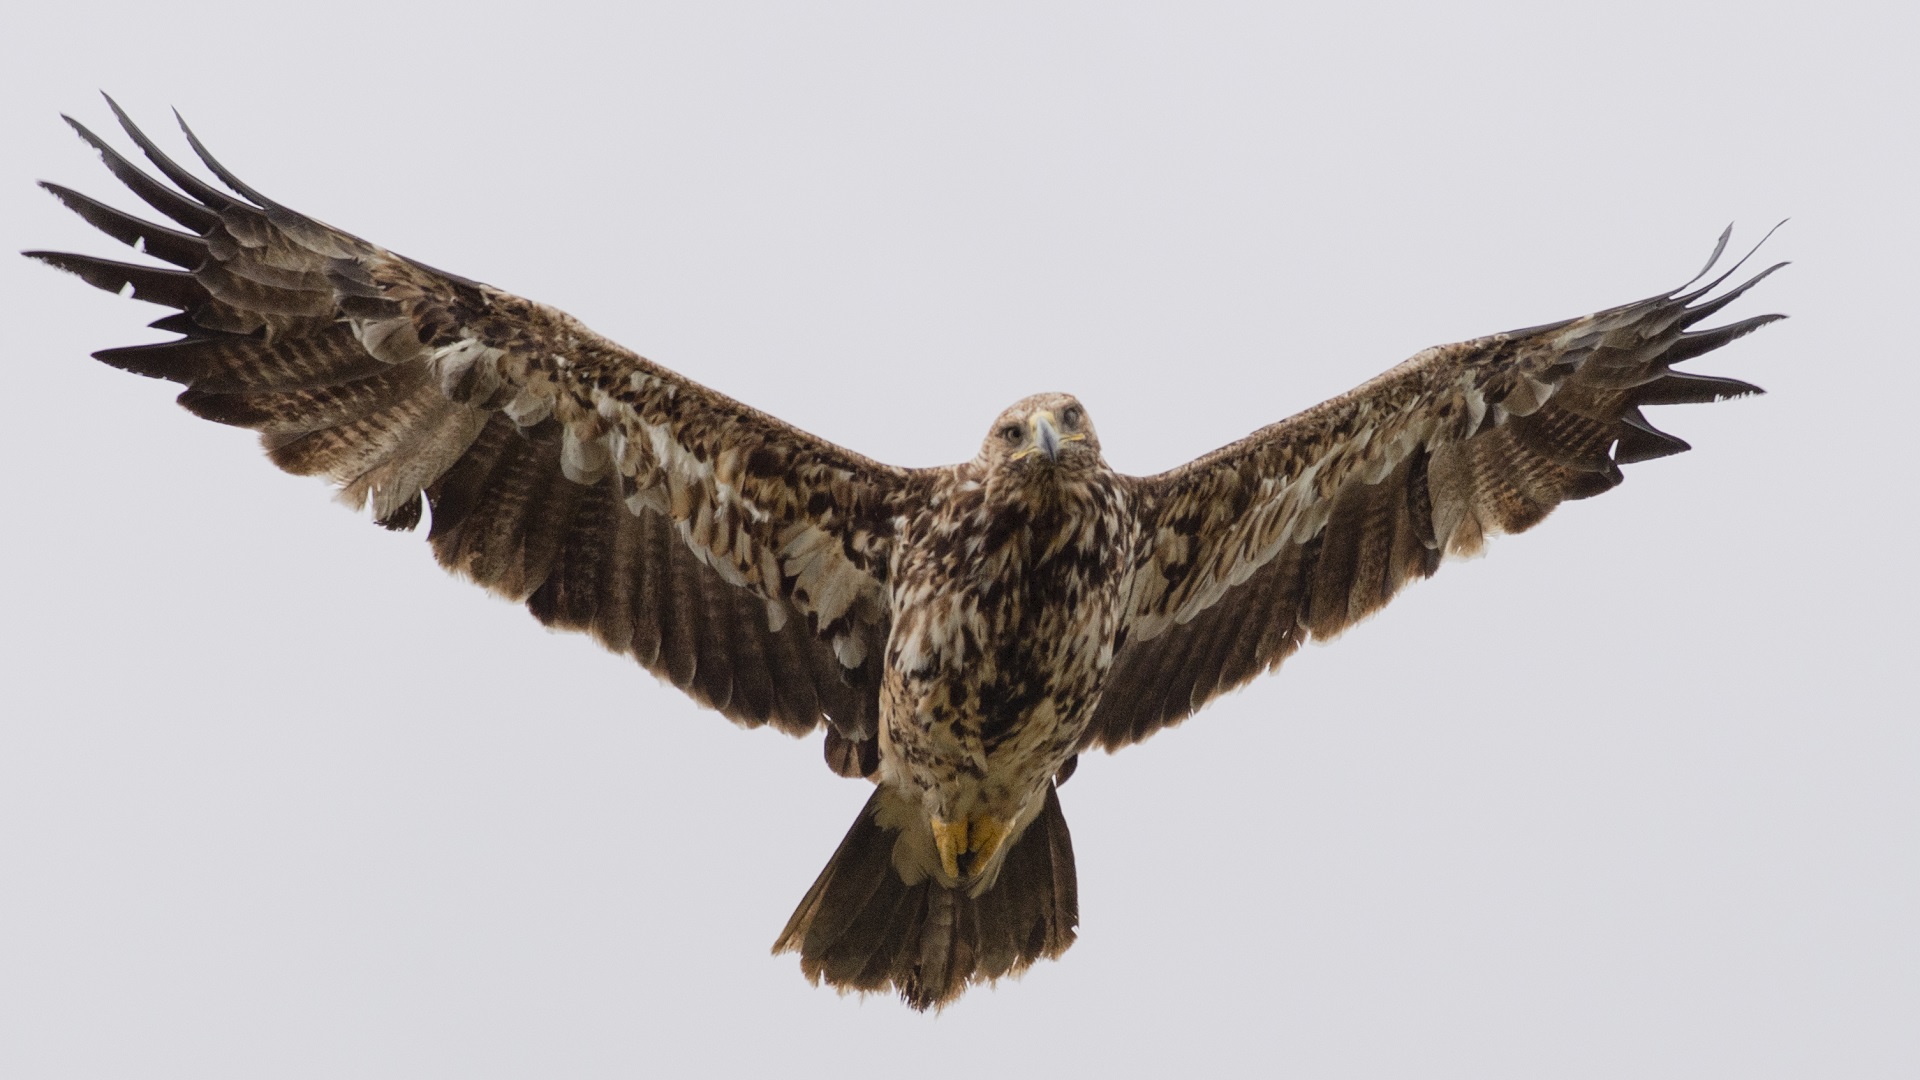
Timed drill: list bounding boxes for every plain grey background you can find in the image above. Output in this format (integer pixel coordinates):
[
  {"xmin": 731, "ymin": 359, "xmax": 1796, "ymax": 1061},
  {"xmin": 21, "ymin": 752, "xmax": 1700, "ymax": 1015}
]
[{"xmin": 2, "ymin": 2, "xmax": 1913, "ymax": 1077}]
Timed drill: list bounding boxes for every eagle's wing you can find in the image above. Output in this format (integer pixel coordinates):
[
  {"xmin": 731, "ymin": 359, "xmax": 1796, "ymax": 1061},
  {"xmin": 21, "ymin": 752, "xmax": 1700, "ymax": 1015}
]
[
  {"xmin": 1086, "ymin": 233, "xmax": 1781, "ymax": 751},
  {"xmin": 30, "ymin": 103, "xmax": 911, "ymax": 765}
]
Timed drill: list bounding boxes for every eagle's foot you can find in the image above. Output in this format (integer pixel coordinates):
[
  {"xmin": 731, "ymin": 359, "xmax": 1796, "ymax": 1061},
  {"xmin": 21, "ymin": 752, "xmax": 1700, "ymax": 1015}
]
[{"xmin": 930, "ymin": 813, "xmax": 1011, "ymax": 881}]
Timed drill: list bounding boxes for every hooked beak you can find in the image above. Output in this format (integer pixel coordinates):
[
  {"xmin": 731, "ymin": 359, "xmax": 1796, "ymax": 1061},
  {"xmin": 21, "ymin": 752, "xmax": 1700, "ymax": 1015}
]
[{"xmin": 1031, "ymin": 411, "xmax": 1062, "ymax": 462}]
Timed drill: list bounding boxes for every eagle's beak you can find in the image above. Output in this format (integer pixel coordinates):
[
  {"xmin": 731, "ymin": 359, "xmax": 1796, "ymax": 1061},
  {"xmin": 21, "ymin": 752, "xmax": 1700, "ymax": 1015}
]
[{"xmin": 1030, "ymin": 410, "xmax": 1062, "ymax": 463}]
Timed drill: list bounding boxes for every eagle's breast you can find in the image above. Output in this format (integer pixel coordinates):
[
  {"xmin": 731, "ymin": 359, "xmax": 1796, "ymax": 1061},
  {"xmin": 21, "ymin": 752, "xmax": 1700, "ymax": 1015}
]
[{"xmin": 880, "ymin": 469, "xmax": 1132, "ymax": 818}]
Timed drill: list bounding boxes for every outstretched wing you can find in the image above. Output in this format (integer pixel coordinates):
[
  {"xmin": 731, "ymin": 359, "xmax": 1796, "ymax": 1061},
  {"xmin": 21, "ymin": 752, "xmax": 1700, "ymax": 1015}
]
[
  {"xmin": 1085, "ymin": 233, "xmax": 1781, "ymax": 751},
  {"xmin": 29, "ymin": 101, "xmax": 913, "ymax": 760}
]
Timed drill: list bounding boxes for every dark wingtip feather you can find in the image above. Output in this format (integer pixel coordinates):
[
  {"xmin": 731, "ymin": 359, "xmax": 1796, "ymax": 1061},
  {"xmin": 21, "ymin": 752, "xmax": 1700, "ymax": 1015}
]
[
  {"xmin": 24, "ymin": 249, "xmax": 203, "ymax": 309},
  {"xmin": 1676, "ymin": 264, "xmax": 1789, "ymax": 331},
  {"xmin": 1614, "ymin": 409, "xmax": 1692, "ymax": 464},
  {"xmin": 100, "ymin": 94, "xmax": 236, "ymax": 211},
  {"xmin": 37, "ymin": 181, "xmax": 205, "ymax": 269},
  {"xmin": 147, "ymin": 311, "xmax": 209, "ymax": 336},
  {"xmin": 173, "ymin": 108, "xmax": 279, "ymax": 210},
  {"xmin": 91, "ymin": 341, "xmax": 209, "ymax": 384},
  {"xmin": 1678, "ymin": 223, "xmax": 1736, "ymax": 291},
  {"xmin": 1632, "ymin": 370, "xmax": 1766, "ymax": 407},
  {"xmin": 1664, "ymin": 312, "xmax": 1787, "ymax": 365},
  {"xmin": 59, "ymin": 113, "xmax": 221, "ymax": 234},
  {"xmin": 1676, "ymin": 221, "xmax": 1789, "ymax": 304}
]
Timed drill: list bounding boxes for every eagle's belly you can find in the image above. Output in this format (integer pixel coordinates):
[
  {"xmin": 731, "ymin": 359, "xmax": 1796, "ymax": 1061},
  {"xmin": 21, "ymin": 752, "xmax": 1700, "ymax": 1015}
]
[{"xmin": 879, "ymin": 490, "xmax": 1129, "ymax": 828}]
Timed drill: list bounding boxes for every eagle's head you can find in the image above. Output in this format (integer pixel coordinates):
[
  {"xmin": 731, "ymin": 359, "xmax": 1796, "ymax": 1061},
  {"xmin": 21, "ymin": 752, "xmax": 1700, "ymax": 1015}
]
[{"xmin": 979, "ymin": 392, "xmax": 1104, "ymax": 475}]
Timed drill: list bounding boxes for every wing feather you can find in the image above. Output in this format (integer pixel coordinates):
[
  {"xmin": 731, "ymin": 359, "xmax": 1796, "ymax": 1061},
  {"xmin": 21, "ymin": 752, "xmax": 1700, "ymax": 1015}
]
[
  {"xmin": 1086, "ymin": 238, "xmax": 1779, "ymax": 751},
  {"xmin": 32, "ymin": 102, "xmax": 908, "ymax": 745}
]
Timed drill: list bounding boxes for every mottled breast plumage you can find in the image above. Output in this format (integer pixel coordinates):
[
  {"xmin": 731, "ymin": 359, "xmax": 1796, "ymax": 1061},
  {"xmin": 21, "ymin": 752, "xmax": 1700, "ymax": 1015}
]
[{"xmin": 878, "ymin": 396, "xmax": 1132, "ymax": 876}]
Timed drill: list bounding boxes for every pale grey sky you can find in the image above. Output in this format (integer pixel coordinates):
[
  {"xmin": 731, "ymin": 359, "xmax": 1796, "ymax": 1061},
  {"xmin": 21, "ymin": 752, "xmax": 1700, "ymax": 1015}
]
[{"xmin": 2, "ymin": 2, "xmax": 1914, "ymax": 1077}]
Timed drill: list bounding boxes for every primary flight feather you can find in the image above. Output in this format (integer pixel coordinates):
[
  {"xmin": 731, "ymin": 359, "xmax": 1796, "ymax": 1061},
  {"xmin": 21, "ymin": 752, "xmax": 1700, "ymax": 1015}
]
[{"xmin": 29, "ymin": 100, "xmax": 1780, "ymax": 1010}]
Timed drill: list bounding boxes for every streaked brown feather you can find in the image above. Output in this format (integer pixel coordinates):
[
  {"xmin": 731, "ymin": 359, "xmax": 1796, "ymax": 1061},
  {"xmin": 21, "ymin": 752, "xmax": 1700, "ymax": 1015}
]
[
  {"xmin": 177, "ymin": 361, "xmax": 429, "ymax": 433},
  {"xmin": 99, "ymin": 325, "xmax": 392, "ymax": 393}
]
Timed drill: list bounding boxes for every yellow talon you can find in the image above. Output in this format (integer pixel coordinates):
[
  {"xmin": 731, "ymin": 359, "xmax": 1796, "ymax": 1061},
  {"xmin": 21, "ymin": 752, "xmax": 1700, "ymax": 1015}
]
[
  {"xmin": 968, "ymin": 817, "xmax": 1010, "ymax": 870},
  {"xmin": 930, "ymin": 815, "xmax": 966, "ymax": 880},
  {"xmin": 928, "ymin": 813, "xmax": 1013, "ymax": 880}
]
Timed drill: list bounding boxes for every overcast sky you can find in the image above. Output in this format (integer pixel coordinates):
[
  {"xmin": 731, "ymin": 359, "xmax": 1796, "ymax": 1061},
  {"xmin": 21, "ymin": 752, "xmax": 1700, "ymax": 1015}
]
[{"xmin": 2, "ymin": 2, "xmax": 1914, "ymax": 1077}]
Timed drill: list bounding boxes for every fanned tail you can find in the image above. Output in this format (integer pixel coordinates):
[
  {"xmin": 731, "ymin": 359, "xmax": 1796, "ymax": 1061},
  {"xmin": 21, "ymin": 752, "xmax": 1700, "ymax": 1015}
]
[{"xmin": 773, "ymin": 783, "xmax": 1077, "ymax": 1011}]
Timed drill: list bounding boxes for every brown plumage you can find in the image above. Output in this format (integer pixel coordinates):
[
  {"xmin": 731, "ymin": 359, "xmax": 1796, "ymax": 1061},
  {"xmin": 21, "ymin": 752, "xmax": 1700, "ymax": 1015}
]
[{"xmin": 29, "ymin": 100, "xmax": 1780, "ymax": 1011}]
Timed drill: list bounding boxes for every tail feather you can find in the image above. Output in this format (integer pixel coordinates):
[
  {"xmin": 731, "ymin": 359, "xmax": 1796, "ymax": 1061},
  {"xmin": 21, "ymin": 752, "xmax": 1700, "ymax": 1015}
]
[{"xmin": 774, "ymin": 784, "xmax": 1077, "ymax": 1011}]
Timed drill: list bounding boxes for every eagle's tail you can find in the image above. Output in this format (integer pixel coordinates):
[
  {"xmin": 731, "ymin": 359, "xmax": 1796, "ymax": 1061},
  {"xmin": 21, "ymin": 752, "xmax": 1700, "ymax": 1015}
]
[{"xmin": 772, "ymin": 783, "xmax": 1078, "ymax": 1011}]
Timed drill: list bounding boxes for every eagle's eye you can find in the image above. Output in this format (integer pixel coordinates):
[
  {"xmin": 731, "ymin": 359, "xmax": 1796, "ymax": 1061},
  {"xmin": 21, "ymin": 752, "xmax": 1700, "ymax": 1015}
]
[
  {"xmin": 999, "ymin": 424, "xmax": 1024, "ymax": 445},
  {"xmin": 1061, "ymin": 405, "xmax": 1083, "ymax": 428}
]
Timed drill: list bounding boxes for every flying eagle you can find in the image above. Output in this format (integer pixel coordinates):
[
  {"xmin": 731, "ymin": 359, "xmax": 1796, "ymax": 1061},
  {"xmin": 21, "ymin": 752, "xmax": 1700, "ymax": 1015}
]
[{"xmin": 29, "ymin": 101, "xmax": 1781, "ymax": 1011}]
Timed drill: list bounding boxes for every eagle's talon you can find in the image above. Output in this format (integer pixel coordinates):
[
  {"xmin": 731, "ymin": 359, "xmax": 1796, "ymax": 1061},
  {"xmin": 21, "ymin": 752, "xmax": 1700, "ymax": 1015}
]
[
  {"xmin": 930, "ymin": 815, "xmax": 966, "ymax": 880},
  {"xmin": 967, "ymin": 817, "xmax": 1009, "ymax": 873},
  {"xmin": 929, "ymin": 813, "xmax": 1013, "ymax": 881}
]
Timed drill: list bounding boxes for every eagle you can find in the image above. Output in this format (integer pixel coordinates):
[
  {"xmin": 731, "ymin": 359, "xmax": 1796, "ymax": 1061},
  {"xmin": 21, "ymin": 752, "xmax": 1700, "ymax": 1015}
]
[{"xmin": 29, "ymin": 100, "xmax": 1781, "ymax": 1011}]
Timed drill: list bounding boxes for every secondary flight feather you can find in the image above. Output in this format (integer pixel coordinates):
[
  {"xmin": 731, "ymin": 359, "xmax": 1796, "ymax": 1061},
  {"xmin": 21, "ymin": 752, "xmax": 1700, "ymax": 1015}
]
[{"xmin": 29, "ymin": 99, "xmax": 1780, "ymax": 1010}]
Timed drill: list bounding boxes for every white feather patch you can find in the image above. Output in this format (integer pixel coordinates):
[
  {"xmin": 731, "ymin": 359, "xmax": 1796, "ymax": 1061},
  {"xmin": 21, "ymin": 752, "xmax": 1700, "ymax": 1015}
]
[
  {"xmin": 503, "ymin": 387, "xmax": 552, "ymax": 428},
  {"xmin": 832, "ymin": 633, "xmax": 867, "ymax": 669},
  {"xmin": 561, "ymin": 426, "xmax": 612, "ymax": 484},
  {"xmin": 356, "ymin": 317, "xmax": 425, "ymax": 364}
]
